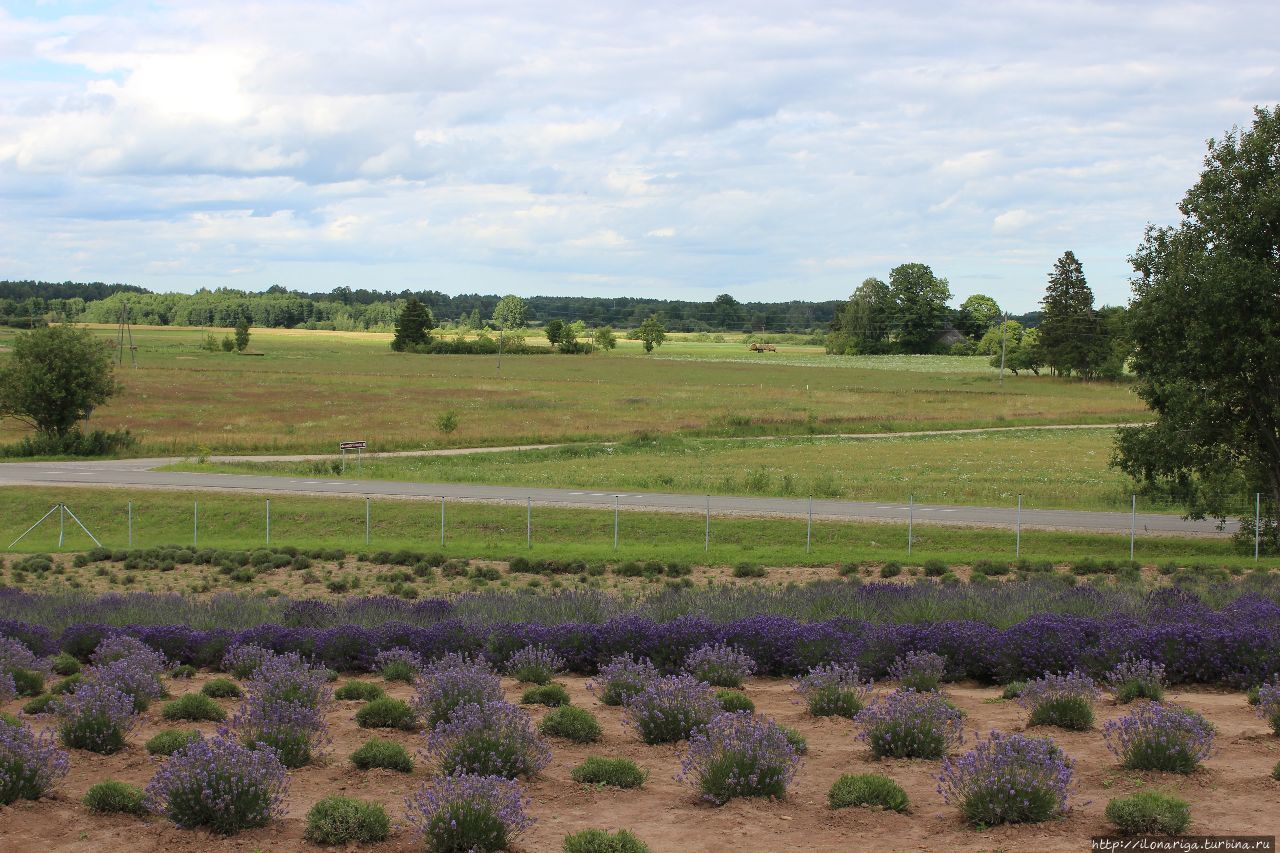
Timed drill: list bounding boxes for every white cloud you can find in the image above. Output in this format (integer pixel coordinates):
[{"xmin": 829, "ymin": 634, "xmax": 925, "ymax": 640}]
[{"xmin": 0, "ymin": 1, "xmax": 1277, "ymax": 310}]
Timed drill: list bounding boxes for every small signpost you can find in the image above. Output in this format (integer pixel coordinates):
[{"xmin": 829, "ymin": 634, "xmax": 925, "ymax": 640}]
[{"xmin": 340, "ymin": 440, "xmax": 367, "ymax": 473}]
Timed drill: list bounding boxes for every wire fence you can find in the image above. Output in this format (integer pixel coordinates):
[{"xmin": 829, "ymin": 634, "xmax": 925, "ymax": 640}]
[{"xmin": 3, "ymin": 488, "xmax": 1272, "ymax": 564}]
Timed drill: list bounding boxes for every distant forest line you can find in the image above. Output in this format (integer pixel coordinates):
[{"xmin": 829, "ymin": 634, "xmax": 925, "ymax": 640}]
[{"xmin": 0, "ymin": 280, "xmax": 1041, "ymax": 334}]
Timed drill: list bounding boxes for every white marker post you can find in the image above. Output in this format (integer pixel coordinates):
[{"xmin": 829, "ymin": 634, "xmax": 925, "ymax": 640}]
[
  {"xmin": 1016, "ymin": 494, "xmax": 1022, "ymax": 559},
  {"xmin": 704, "ymin": 496, "xmax": 710, "ymax": 552},
  {"xmin": 440, "ymin": 497, "xmax": 446, "ymax": 546},
  {"xmin": 806, "ymin": 495, "xmax": 813, "ymax": 554},
  {"xmin": 266, "ymin": 499, "xmax": 271, "ymax": 545},
  {"xmin": 613, "ymin": 496, "xmax": 619, "ymax": 550},
  {"xmin": 527, "ymin": 498, "xmax": 532, "ymax": 549},
  {"xmin": 365, "ymin": 498, "xmax": 371, "ymax": 546},
  {"xmin": 193, "ymin": 501, "xmax": 199, "ymax": 548},
  {"xmin": 907, "ymin": 495, "xmax": 913, "ymax": 556},
  {"xmin": 128, "ymin": 501, "xmax": 133, "ymax": 548},
  {"xmin": 1130, "ymin": 495, "xmax": 1136, "ymax": 562}
]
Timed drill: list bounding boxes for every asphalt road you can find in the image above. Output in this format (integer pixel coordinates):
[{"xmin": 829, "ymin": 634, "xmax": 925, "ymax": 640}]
[{"xmin": 0, "ymin": 457, "xmax": 1234, "ymax": 537}]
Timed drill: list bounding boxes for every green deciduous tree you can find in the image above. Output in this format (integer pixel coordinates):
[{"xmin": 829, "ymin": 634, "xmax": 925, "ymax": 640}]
[
  {"xmin": 1113, "ymin": 106, "xmax": 1280, "ymax": 551},
  {"xmin": 491, "ymin": 295, "xmax": 529, "ymax": 332},
  {"xmin": 0, "ymin": 324, "xmax": 118, "ymax": 437},
  {"xmin": 390, "ymin": 298, "xmax": 434, "ymax": 351},
  {"xmin": 827, "ymin": 277, "xmax": 892, "ymax": 354},
  {"xmin": 544, "ymin": 319, "xmax": 564, "ymax": 347},
  {"xmin": 635, "ymin": 315, "xmax": 666, "ymax": 353},
  {"xmin": 234, "ymin": 317, "xmax": 251, "ymax": 352},
  {"xmin": 959, "ymin": 294, "xmax": 1002, "ymax": 337},
  {"xmin": 593, "ymin": 326, "xmax": 618, "ymax": 351},
  {"xmin": 887, "ymin": 263, "xmax": 951, "ymax": 353}
]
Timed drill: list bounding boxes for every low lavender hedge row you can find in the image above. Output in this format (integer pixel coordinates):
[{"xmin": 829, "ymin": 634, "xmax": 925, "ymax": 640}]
[{"xmin": 4, "ymin": 605, "xmax": 1280, "ymax": 686}]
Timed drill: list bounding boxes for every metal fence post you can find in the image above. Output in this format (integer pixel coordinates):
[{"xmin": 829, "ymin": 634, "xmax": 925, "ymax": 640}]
[
  {"xmin": 193, "ymin": 501, "xmax": 198, "ymax": 548},
  {"xmin": 440, "ymin": 497, "xmax": 445, "ymax": 546},
  {"xmin": 806, "ymin": 495, "xmax": 813, "ymax": 554},
  {"xmin": 128, "ymin": 501, "xmax": 133, "ymax": 548},
  {"xmin": 365, "ymin": 498, "xmax": 370, "ymax": 546},
  {"xmin": 1016, "ymin": 494, "xmax": 1022, "ymax": 559},
  {"xmin": 907, "ymin": 495, "xmax": 913, "ymax": 556},
  {"xmin": 266, "ymin": 499, "xmax": 271, "ymax": 545},
  {"xmin": 58, "ymin": 504, "xmax": 65, "ymax": 548},
  {"xmin": 613, "ymin": 495, "xmax": 619, "ymax": 549},
  {"xmin": 704, "ymin": 496, "xmax": 710, "ymax": 552},
  {"xmin": 527, "ymin": 497, "xmax": 531, "ymax": 549},
  {"xmin": 1130, "ymin": 495, "xmax": 1136, "ymax": 562}
]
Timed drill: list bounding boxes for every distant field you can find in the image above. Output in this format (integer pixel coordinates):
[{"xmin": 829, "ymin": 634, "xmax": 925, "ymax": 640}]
[
  {"xmin": 0, "ymin": 486, "xmax": 1263, "ymax": 568},
  {"xmin": 0, "ymin": 325, "xmax": 1148, "ymax": 454},
  {"xmin": 174, "ymin": 427, "xmax": 1161, "ymax": 513}
]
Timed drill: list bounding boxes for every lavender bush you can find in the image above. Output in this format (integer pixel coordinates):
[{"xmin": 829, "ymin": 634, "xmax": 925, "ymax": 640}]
[
  {"xmin": 623, "ymin": 675, "xmax": 721, "ymax": 744},
  {"xmin": 793, "ymin": 663, "xmax": 873, "ymax": 718},
  {"xmin": 403, "ymin": 773, "xmax": 533, "ymax": 853},
  {"xmin": 373, "ymin": 647, "xmax": 423, "ymax": 683},
  {"xmin": 855, "ymin": 689, "xmax": 964, "ymax": 759},
  {"xmin": 0, "ymin": 635, "xmax": 48, "ymax": 696},
  {"xmin": 938, "ymin": 731, "xmax": 1074, "ymax": 826},
  {"xmin": 0, "ymin": 717, "xmax": 70, "ymax": 804},
  {"xmin": 55, "ymin": 680, "xmax": 136, "ymax": 754},
  {"xmin": 683, "ymin": 643, "xmax": 755, "ymax": 688},
  {"xmin": 145, "ymin": 731, "xmax": 288, "ymax": 835},
  {"xmin": 232, "ymin": 697, "xmax": 329, "ymax": 768},
  {"xmin": 1104, "ymin": 703, "xmax": 1216, "ymax": 773},
  {"xmin": 0, "ymin": 671, "xmax": 16, "ymax": 704},
  {"xmin": 677, "ymin": 711, "xmax": 801, "ymax": 804},
  {"xmin": 424, "ymin": 701, "xmax": 551, "ymax": 779},
  {"xmin": 589, "ymin": 654, "xmax": 659, "ymax": 706},
  {"xmin": 413, "ymin": 661, "xmax": 504, "ymax": 726},
  {"xmin": 91, "ymin": 634, "xmax": 168, "ymax": 671},
  {"xmin": 244, "ymin": 653, "xmax": 332, "ymax": 710},
  {"xmin": 221, "ymin": 643, "xmax": 276, "ymax": 679},
  {"xmin": 1256, "ymin": 682, "xmax": 1280, "ymax": 734},
  {"xmin": 87, "ymin": 655, "xmax": 167, "ymax": 711},
  {"xmin": 1020, "ymin": 671, "xmax": 1100, "ymax": 731},
  {"xmin": 504, "ymin": 645, "xmax": 564, "ymax": 685},
  {"xmin": 888, "ymin": 651, "xmax": 947, "ymax": 692},
  {"xmin": 1106, "ymin": 655, "xmax": 1167, "ymax": 704}
]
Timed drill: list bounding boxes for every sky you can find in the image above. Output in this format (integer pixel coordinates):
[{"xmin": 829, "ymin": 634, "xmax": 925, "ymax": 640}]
[{"xmin": 0, "ymin": 1, "xmax": 1276, "ymax": 312}]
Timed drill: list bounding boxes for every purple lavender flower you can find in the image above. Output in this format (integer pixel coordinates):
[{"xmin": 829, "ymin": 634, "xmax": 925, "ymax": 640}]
[
  {"xmin": 683, "ymin": 642, "xmax": 755, "ymax": 688},
  {"xmin": 244, "ymin": 653, "xmax": 332, "ymax": 710},
  {"xmin": 231, "ymin": 697, "xmax": 329, "ymax": 769},
  {"xmin": 623, "ymin": 674, "xmax": 720, "ymax": 744},
  {"xmin": 504, "ymin": 645, "xmax": 564, "ymax": 685},
  {"xmin": 403, "ymin": 772, "xmax": 533, "ymax": 853},
  {"xmin": 221, "ymin": 643, "xmax": 277, "ymax": 679},
  {"xmin": 55, "ymin": 679, "xmax": 136, "ymax": 754},
  {"xmin": 1019, "ymin": 671, "xmax": 1099, "ymax": 731},
  {"xmin": 373, "ymin": 647, "xmax": 424, "ymax": 683},
  {"xmin": 1106, "ymin": 655, "xmax": 1167, "ymax": 704},
  {"xmin": 888, "ymin": 651, "xmax": 947, "ymax": 692},
  {"xmin": 677, "ymin": 711, "xmax": 801, "ymax": 804},
  {"xmin": 413, "ymin": 662, "xmax": 504, "ymax": 726},
  {"xmin": 1255, "ymin": 682, "xmax": 1280, "ymax": 734},
  {"xmin": 855, "ymin": 688, "xmax": 964, "ymax": 759},
  {"xmin": 85, "ymin": 655, "xmax": 167, "ymax": 711},
  {"xmin": 0, "ymin": 636, "xmax": 48, "ymax": 676},
  {"xmin": 588, "ymin": 653, "xmax": 659, "ymax": 706},
  {"xmin": 91, "ymin": 634, "xmax": 168, "ymax": 672},
  {"xmin": 424, "ymin": 701, "xmax": 551, "ymax": 779},
  {"xmin": 0, "ymin": 671, "xmax": 16, "ymax": 704},
  {"xmin": 0, "ymin": 716, "xmax": 70, "ymax": 804},
  {"xmin": 793, "ymin": 663, "xmax": 873, "ymax": 718},
  {"xmin": 145, "ymin": 730, "xmax": 288, "ymax": 835},
  {"xmin": 938, "ymin": 730, "xmax": 1074, "ymax": 826},
  {"xmin": 1104, "ymin": 703, "xmax": 1215, "ymax": 773}
]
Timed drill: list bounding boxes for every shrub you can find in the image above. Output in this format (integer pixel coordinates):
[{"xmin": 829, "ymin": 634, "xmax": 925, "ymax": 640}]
[
  {"xmin": 888, "ymin": 650, "xmax": 947, "ymax": 691},
  {"xmin": 375, "ymin": 647, "xmax": 425, "ymax": 683},
  {"xmin": 335, "ymin": 680, "xmax": 386, "ymax": 701},
  {"xmin": 879, "ymin": 561, "xmax": 902, "ymax": 579},
  {"xmin": 677, "ymin": 711, "xmax": 801, "ymax": 805},
  {"xmin": 571, "ymin": 756, "xmax": 646, "ymax": 788},
  {"xmin": 540, "ymin": 706, "xmax": 602, "ymax": 743},
  {"xmin": 1000, "ymin": 681, "xmax": 1026, "ymax": 700},
  {"xmin": 563, "ymin": 828, "xmax": 651, "ymax": 853},
  {"xmin": 828, "ymin": 773, "xmax": 909, "ymax": 812},
  {"xmin": 0, "ymin": 636, "xmax": 48, "ymax": 697},
  {"xmin": 403, "ymin": 772, "xmax": 533, "ymax": 853},
  {"xmin": 0, "ymin": 717, "xmax": 69, "ymax": 804},
  {"xmin": 732, "ymin": 562, "xmax": 766, "ymax": 578},
  {"xmin": 1020, "ymin": 671, "xmax": 1099, "ymax": 731},
  {"xmin": 90, "ymin": 634, "xmax": 168, "ymax": 671},
  {"xmin": 51, "ymin": 652, "xmax": 80, "ymax": 676},
  {"xmin": 232, "ymin": 697, "xmax": 328, "ymax": 768},
  {"xmin": 683, "ymin": 642, "xmax": 755, "ymax": 688},
  {"xmin": 414, "ymin": 659, "xmax": 504, "ymax": 726},
  {"xmin": 84, "ymin": 779, "xmax": 146, "ymax": 814},
  {"xmin": 521, "ymin": 682, "xmax": 571, "ymax": 707},
  {"xmin": 505, "ymin": 645, "xmax": 565, "ymax": 685},
  {"xmin": 145, "ymin": 732, "xmax": 288, "ymax": 835},
  {"xmin": 716, "ymin": 689, "xmax": 755, "ymax": 713},
  {"xmin": 922, "ymin": 559, "xmax": 948, "ymax": 577},
  {"xmin": 50, "ymin": 673, "xmax": 81, "ymax": 695},
  {"xmin": 355, "ymin": 697, "xmax": 417, "ymax": 730},
  {"xmin": 1105, "ymin": 790, "xmax": 1191, "ymax": 835},
  {"xmin": 589, "ymin": 654, "xmax": 659, "ymax": 706},
  {"xmin": 351, "ymin": 736, "xmax": 413, "ymax": 772},
  {"xmin": 86, "ymin": 656, "xmax": 166, "ymax": 712},
  {"xmin": 794, "ymin": 663, "xmax": 873, "ymax": 718},
  {"xmin": 22, "ymin": 693, "xmax": 54, "ymax": 715},
  {"xmin": 162, "ymin": 693, "xmax": 227, "ymax": 722},
  {"xmin": 221, "ymin": 643, "xmax": 275, "ymax": 679},
  {"xmin": 170, "ymin": 664, "xmax": 196, "ymax": 679},
  {"xmin": 304, "ymin": 796, "xmax": 390, "ymax": 845},
  {"xmin": 201, "ymin": 678, "xmax": 243, "ymax": 699},
  {"xmin": 623, "ymin": 675, "xmax": 720, "ymax": 745},
  {"xmin": 938, "ymin": 731, "xmax": 1074, "ymax": 827},
  {"xmin": 1255, "ymin": 682, "xmax": 1280, "ymax": 734},
  {"xmin": 1103, "ymin": 703, "xmax": 1215, "ymax": 773},
  {"xmin": 146, "ymin": 728, "xmax": 201, "ymax": 756},
  {"xmin": 855, "ymin": 689, "xmax": 964, "ymax": 759},
  {"xmin": 781, "ymin": 726, "xmax": 808, "ymax": 754},
  {"xmin": 244, "ymin": 653, "xmax": 332, "ymax": 709},
  {"xmin": 426, "ymin": 701, "xmax": 551, "ymax": 779},
  {"xmin": 56, "ymin": 680, "xmax": 135, "ymax": 754},
  {"xmin": 1106, "ymin": 655, "xmax": 1167, "ymax": 704}
]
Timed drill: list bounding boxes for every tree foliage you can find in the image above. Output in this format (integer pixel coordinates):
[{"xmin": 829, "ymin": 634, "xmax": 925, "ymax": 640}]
[
  {"xmin": 491, "ymin": 295, "xmax": 529, "ymax": 331},
  {"xmin": 593, "ymin": 326, "xmax": 618, "ymax": 351},
  {"xmin": 887, "ymin": 263, "xmax": 952, "ymax": 353},
  {"xmin": 0, "ymin": 324, "xmax": 118, "ymax": 437},
  {"xmin": 1038, "ymin": 251, "xmax": 1109, "ymax": 378},
  {"xmin": 826, "ymin": 278, "xmax": 892, "ymax": 354},
  {"xmin": 391, "ymin": 298, "xmax": 434, "ymax": 351},
  {"xmin": 1113, "ymin": 106, "xmax": 1280, "ymax": 551},
  {"xmin": 635, "ymin": 315, "xmax": 667, "ymax": 353},
  {"xmin": 234, "ymin": 318, "xmax": 251, "ymax": 352}
]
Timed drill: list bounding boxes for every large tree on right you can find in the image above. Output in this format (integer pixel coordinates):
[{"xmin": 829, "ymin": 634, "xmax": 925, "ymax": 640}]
[{"xmin": 1113, "ymin": 106, "xmax": 1280, "ymax": 551}]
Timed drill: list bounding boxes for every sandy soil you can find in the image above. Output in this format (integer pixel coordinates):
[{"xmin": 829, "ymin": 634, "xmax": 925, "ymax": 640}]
[{"xmin": 1, "ymin": 673, "xmax": 1277, "ymax": 853}]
